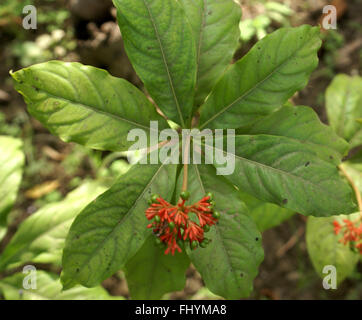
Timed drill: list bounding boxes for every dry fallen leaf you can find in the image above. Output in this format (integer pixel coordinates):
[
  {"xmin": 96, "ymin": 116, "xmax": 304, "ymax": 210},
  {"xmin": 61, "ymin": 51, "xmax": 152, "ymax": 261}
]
[{"xmin": 25, "ymin": 180, "xmax": 60, "ymax": 199}]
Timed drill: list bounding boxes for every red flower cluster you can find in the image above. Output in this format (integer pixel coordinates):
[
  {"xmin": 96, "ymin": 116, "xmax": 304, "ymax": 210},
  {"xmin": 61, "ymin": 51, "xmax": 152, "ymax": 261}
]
[
  {"xmin": 333, "ymin": 219, "xmax": 362, "ymax": 254},
  {"xmin": 145, "ymin": 192, "xmax": 219, "ymax": 255}
]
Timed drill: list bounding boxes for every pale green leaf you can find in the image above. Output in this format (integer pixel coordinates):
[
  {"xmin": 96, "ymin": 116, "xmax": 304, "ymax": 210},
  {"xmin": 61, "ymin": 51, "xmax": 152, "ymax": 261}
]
[
  {"xmin": 0, "ymin": 227, "xmax": 6, "ymax": 242},
  {"xmin": 199, "ymin": 25, "xmax": 321, "ymax": 129},
  {"xmin": 0, "ymin": 271, "xmax": 122, "ymax": 300},
  {"xmin": 125, "ymin": 235, "xmax": 190, "ymax": 300},
  {"xmin": 178, "ymin": 164, "xmax": 264, "ymax": 299},
  {"xmin": 306, "ymin": 214, "xmax": 360, "ymax": 284},
  {"xmin": 239, "ymin": 19, "xmax": 256, "ymax": 42},
  {"xmin": 114, "ymin": 0, "xmax": 197, "ymax": 127},
  {"xmin": 0, "ymin": 181, "xmax": 109, "ymax": 271},
  {"xmin": 265, "ymin": 2, "xmax": 293, "ymax": 16},
  {"xmin": 11, "ymin": 61, "xmax": 168, "ymax": 151},
  {"xmin": 180, "ymin": 0, "xmax": 242, "ymax": 107},
  {"xmin": 61, "ymin": 163, "xmax": 177, "ymax": 288},
  {"xmin": 326, "ymin": 74, "xmax": 362, "ymax": 148},
  {"xmin": 0, "ymin": 136, "xmax": 25, "ymax": 226}
]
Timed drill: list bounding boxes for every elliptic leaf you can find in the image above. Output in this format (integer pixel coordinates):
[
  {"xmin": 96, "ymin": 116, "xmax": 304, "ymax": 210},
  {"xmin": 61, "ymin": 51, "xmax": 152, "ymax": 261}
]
[
  {"xmin": 180, "ymin": 0, "xmax": 242, "ymax": 107},
  {"xmin": 202, "ymin": 106, "xmax": 357, "ymax": 216},
  {"xmin": 114, "ymin": 0, "xmax": 197, "ymax": 127},
  {"xmin": 0, "ymin": 181, "xmax": 109, "ymax": 271},
  {"xmin": 125, "ymin": 235, "xmax": 190, "ymax": 299},
  {"xmin": 0, "ymin": 136, "xmax": 25, "ymax": 225},
  {"xmin": 11, "ymin": 61, "xmax": 168, "ymax": 152},
  {"xmin": 177, "ymin": 164, "xmax": 264, "ymax": 299},
  {"xmin": 61, "ymin": 163, "xmax": 177, "ymax": 288},
  {"xmin": 326, "ymin": 74, "xmax": 362, "ymax": 148},
  {"xmin": 199, "ymin": 25, "xmax": 322, "ymax": 129},
  {"xmin": 244, "ymin": 105, "xmax": 349, "ymax": 164}
]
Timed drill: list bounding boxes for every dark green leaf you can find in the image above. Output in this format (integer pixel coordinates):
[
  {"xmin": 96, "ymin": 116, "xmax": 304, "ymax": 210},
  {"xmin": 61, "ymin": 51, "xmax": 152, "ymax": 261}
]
[
  {"xmin": 202, "ymin": 106, "xmax": 356, "ymax": 216},
  {"xmin": 11, "ymin": 61, "xmax": 168, "ymax": 151},
  {"xmin": 244, "ymin": 105, "xmax": 349, "ymax": 164},
  {"xmin": 125, "ymin": 235, "xmax": 190, "ymax": 299},
  {"xmin": 61, "ymin": 163, "xmax": 177, "ymax": 288},
  {"xmin": 199, "ymin": 25, "xmax": 321, "ymax": 129},
  {"xmin": 114, "ymin": 0, "xmax": 197, "ymax": 127},
  {"xmin": 180, "ymin": 0, "xmax": 242, "ymax": 107},
  {"xmin": 178, "ymin": 164, "xmax": 263, "ymax": 299},
  {"xmin": 240, "ymin": 192, "xmax": 294, "ymax": 232}
]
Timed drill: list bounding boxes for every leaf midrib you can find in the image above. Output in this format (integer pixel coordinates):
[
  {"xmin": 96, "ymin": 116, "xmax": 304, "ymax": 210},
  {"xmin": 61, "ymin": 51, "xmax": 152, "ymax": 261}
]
[
  {"xmin": 142, "ymin": 0, "xmax": 185, "ymax": 128},
  {"xmin": 27, "ymin": 87, "xmax": 160, "ymax": 133},
  {"xmin": 73, "ymin": 164, "xmax": 166, "ymax": 283},
  {"xmin": 219, "ymin": 133, "xmax": 342, "ymax": 163},
  {"xmin": 200, "ymin": 33, "xmax": 314, "ymax": 129},
  {"xmin": 197, "ymin": 141, "xmax": 346, "ymax": 202},
  {"xmin": 195, "ymin": 0, "xmax": 207, "ymax": 85}
]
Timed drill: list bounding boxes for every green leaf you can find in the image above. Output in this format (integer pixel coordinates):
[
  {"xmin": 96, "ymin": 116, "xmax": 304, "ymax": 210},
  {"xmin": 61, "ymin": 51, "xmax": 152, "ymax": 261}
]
[
  {"xmin": 180, "ymin": 0, "xmax": 242, "ymax": 107},
  {"xmin": 113, "ymin": 0, "xmax": 197, "ymax": 127},
  {"xmin": 306, "ymin": 214, "xmax": 360, "ymax": 284},
  {"xmin": 239, "ymin": 19, "xmax": 256, "ymax": 42},
  {"xmin": 243, "ymin": 105, "xmax": 349, "ymax": 164},
  {"xmin": 178, "ymin": 164, "xmax": 263, "ymax": 299},
  {"xmin": 0, "ymin": 181, "xmax": 109, "ymax": 271},
  {"xmin": 326, "ymin": 74, "xmax": 362, "ymax": 148},
  {"xmin": 124, "ymin": 235, "xmax": 190, "ymax": 299},
  {"xmin": 0, "ymin": 227, "xmax": 6, "ymax": 242},
  {"xmin": 0, "ymin": 136, "xmax": 25, "ymax": 226},
  {"xmin": 240, "ymin": 192, "xmax": 294, "ymax": 232},
  {"xmin": 0, "ymin": 271, "xmax": 123, "ymax": 300},
  {"xmin": 61, "ymin": 163, "xmax": 177, "ymax": 288},
  {"xmin": 11, "ymin": 60, "xmax": 168, "ymax": 152},
  {"xmin": 199, "ymin": 25, "xmax": 322, "ymax": 129},
  {"xmin": 203, "ymin": 106, "xmax": 357, "ymax": 216}
]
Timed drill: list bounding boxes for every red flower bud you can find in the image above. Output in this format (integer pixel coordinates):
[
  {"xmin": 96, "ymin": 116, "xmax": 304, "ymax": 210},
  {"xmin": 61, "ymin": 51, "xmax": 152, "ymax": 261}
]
[
  {"xmin": 333, "ymin": 218, "xmax": 362, "ymax": 255},
  {"xmin": 145, "ymin": 192, "xmax": 222, "ymax": 255}
]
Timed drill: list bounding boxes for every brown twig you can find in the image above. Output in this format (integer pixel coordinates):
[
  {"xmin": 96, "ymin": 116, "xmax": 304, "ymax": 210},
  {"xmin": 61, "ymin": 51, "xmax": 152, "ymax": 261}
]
[{"xmin": 276, "ymin": 226, "xmax": 305, "ymax": 258}]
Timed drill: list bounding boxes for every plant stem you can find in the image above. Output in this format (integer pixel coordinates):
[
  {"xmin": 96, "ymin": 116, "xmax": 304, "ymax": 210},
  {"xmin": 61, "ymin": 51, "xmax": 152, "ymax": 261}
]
[
  {"xmin": 147, "ymin": 139, "xmax": 170, "ymax": 155},
  {"xmin": 182, "ymin": 162, "xmax": 188, "ymax": 192},
  {"xmin": 339, "ymin": 164, "xmax": 362, "ymax": 217},
  {"xmin": 181, "ymin": 134, "xmax": 191, "ymax": 193}
]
